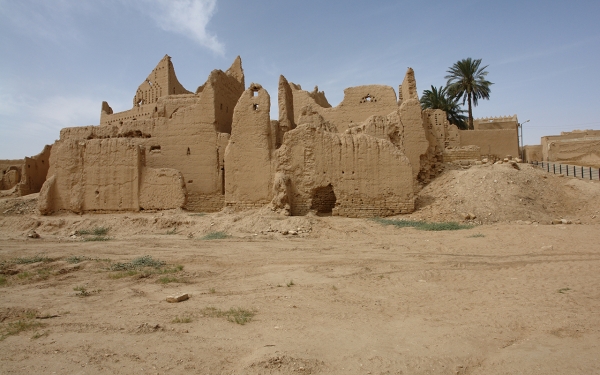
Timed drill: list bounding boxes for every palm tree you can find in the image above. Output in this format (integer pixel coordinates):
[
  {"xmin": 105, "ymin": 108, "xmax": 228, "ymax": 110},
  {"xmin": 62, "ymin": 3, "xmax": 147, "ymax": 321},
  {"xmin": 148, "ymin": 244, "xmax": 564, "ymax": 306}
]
[
  {"xmin": 445, "ymin": 58, "xmax": 493, "ymax": 130},
  {"xmin": 420, "ymin": 85, "xmax": 468, "ymax": 130}
]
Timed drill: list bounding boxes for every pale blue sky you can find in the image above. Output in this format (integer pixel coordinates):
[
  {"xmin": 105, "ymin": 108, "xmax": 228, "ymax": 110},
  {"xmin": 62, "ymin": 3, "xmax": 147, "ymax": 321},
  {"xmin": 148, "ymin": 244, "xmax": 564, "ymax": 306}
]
[{"xmin": 1, "ymin": 0, "xmax": 599, "ymax": 158}]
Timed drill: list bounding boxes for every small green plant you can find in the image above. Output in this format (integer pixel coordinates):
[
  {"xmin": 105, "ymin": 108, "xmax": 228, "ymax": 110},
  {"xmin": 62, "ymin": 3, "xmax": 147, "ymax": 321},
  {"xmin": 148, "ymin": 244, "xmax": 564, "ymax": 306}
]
[
  {"xmin": 286, "ymin": 280, "xmax": 295, "ymax": 287},
  {"xmin": 0, "ymin": 276, "xmax": 7, "ymax": 286},
  {"xmin": 331, "ymin": 285, "xmax": 337, "ymax": 291},
  {"xmin": 373, "ymin": 218, "xmax": 473, "ymax": 231},
  {"xmin": 277, "ymin": 284, "xmax": 282, "ymax": 287},
  {"xmin": 0, "ymin": 320, "xmax": 44, "ymax": 341},
  {"xmin": 166, "ymin": 228, "xmax": 178, "ymax": 235},
  {"xmin": 189, "ymin": 213, "xmax": 205, "ymax": 217},
  {"xmin": 171, "ymin": 316, "xmax": 192, "ymax": 323},
  {"xmin": 201, "ymin": 231, "xmax": 229, "ymax": 240},
  {"xmin": 468, "ymin": 233, "xmax": 485, "ymax": 238},
  {"xmin": 558, "ymin": 287, "xmax": 571, "ymax": 294},
  {"xmin": 209, "ymin": 288, "xmax": 216, "ymax": 294},
  {"xmin": 83, "ymin": 235, "xmax": 110, "ymax": 242},
  {"xmin": 200, "ymin": 307, "xmax": 255, "ymax": 325},
  {"xmin": 73, "ymin": 286, "xmax": 99, "ymax": 297},
  {"xmin": 110, "ymin": 255, "xmax": 165, "ymax": 271}
]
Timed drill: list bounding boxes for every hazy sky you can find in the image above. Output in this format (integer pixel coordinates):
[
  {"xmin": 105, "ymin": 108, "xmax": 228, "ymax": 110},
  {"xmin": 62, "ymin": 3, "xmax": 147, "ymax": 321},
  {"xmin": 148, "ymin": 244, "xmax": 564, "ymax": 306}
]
[{"xmin": 1, "ymin": 0, "xmax": 599, "ymax": 158}]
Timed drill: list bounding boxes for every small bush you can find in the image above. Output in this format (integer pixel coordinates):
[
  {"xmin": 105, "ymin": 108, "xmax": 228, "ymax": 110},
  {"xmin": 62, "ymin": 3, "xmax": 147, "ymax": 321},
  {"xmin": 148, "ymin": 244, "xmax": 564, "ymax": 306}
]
[
  {"xmin": 166, "ymin": 228, "xmax": 178, "ymax": 235},
  {"xmin": 110, "ymin": 255, "xmax": 165, "ymax": 271},
  {"xmin": 108, "ymin": 270, "xmax": 138, "ymax": 279},
  {"xmin": 65, "ymin": 256, "xmax": 91, "ymax": 264},
  {"xmin": 373, "ymin": 218, "xmax": 472, "ymax": 231},
  {"xmin": 201, "ymin": 231, "xmax": 229, "ymax": 240},
  {"xmin": 83, "ymin": 235, "xmax": 110, "ymax": 242},
  {"xmin": 286, "ymin": 280, "xmax": 295, "ymax": 287},
  {"xmin": 76, "ymin": 227, "xmax": 109, "ymax": 236},
  {"xmin": 0, "ymin": 276, "xmax": 7, "ymax": 286},
  {"xmin": 468, "ymin": 233, "xmax": 485, "ymax": 238},
  {"xmin": 157, "ymin": 276, "xmax": 186, "ymax": 284}
]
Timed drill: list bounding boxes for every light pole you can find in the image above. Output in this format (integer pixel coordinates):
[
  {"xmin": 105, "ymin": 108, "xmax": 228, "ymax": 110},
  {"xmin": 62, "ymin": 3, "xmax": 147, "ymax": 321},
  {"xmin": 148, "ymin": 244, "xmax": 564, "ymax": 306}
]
[{"xmin": 518, "ymin": 119, "xmax": 530, "ymax": 160}]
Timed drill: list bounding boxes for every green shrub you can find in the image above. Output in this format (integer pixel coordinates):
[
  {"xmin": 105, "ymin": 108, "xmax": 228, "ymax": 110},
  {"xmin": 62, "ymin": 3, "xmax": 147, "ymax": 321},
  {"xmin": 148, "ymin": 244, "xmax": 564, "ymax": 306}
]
[
  {"xmin": 201, "ymin": 231, "xmax": 229, "ymax": 240},
  {"xmin": 373, "ymin": 218, "xmax": 472, "ymax": 231}
]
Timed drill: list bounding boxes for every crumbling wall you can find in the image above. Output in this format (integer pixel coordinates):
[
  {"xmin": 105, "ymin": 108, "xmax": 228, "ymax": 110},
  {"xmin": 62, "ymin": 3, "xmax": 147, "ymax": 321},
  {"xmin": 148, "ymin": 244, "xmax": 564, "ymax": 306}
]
[
  {"xmin": 276, "ymin": 75, "xmax": 296, "ymax": 148},
  {"xmin": 459, "ymin": 129, "xmax": 518, "ymax": 159},
  {"xmin": 273, "ymin": 120, "xmax": 414, "ymax": 217},
  {"xmin": 18, "ymin": 145, "xmax": 52, "ymax": 196},
  {"xmin": 443, "ymin": 146, "xmax": 481, "ymax": 162},
  {"xmin": 541, "ymin": 130, "xmax": 600, "ymax": 165},
  {"xmin": 285, "ymin": 78, "xmax": 399, "ymax": 133},
  {"xmin": 39, "ymin": 138, "xmax": 186, "ymax": 214},
  {"xmin": 0, "ymin": 160, "xmax": 23, "ymax": 190},
  {"xmin": 224, "ymin": 84, "xmax": 273, "ymax": 208}
]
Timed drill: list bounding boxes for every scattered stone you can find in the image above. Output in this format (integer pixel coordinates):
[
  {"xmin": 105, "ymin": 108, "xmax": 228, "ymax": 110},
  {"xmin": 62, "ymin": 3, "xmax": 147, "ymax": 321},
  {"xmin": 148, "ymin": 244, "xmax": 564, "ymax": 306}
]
[
  {"xmin": 187, "ymin": 233, "xmax": 193, "ymax": 238},
  {"xmin": 503, "ymin": 158, "xmax": 509, "ymax": 163},
  {"xmin": 514, "ymin": 158, "xmax": 523, "ymax": 163},
  {"xmin": 27, "ymin": 230, "xmax": 40, "ymax": 239},
  {"xmin": 560, "ymin": 219, "xmax": 572, "ymax": 224},
  {"xmin": 481, "ymin": 158, "xmax": 488, "ymax": 164},
  {"xmin": 541, "ymin": 245, "xmax": 553, "ymax": 251},
  {"xmin": 281, "ymin": 230, "xmax": 289, "ymax": 235},
  {"xmin": 166, "ymin": 293, "xmax": 189, "ymax": 303},
  {"xmin": 288, "ymin": 230, "xmax": 298, "ymax": 235},
  {"xmin": 508, "ymin": 161, "xmax": 520, "ymax": 170},
  {"xmin": 574, "ymin": 219, "xmax": 582, "ymax": 224},
  {"xmin": 551, "ymin": 219, "xmax": 562, "ymax": 225}
]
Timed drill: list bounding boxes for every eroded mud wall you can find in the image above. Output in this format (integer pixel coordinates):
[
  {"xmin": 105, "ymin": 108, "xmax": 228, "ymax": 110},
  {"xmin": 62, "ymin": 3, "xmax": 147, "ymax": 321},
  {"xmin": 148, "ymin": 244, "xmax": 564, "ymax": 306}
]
[
  {"xmin": 18, "ymin": 145, "xmax": 51, "ymax": 196},
  {"xmin": 459, "ymin": 129, "xmax": 518, "ymax": 159}
]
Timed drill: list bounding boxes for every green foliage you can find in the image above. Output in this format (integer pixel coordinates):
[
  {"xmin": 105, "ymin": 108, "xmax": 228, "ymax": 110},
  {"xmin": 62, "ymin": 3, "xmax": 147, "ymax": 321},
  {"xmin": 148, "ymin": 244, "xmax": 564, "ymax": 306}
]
[
  {"xmin": 468, "ymin": 233, "xmax": 485, "ymax": 238},
  {"xmin": 76, "ymin": 227, "xmax": 109, "ymax": 236},
  {"xmin": 83, "ymin": 235, "xmax": 110, "ymax": 242},
  {"xmin": 201, "ymin": 231, "xmax": 229, "ymax": 240},
  {"xmin": 157, "ymin": 276, "xmax": 186, "ymax": 284},
  {"xmin": 558, "ymin": 288, "xmax": 571, "ymax": 294},
  {"xmin": 373, "ymin": 218, "xmax": 472, "ymax": 231},
  {"xmin": 420, "ymin": 85, "xmax": 468, "ymax": 129},
  {"xmin": 286, "ymin": 280, "xmax": 295, "ymax": 287},
  {"xmin": 110, "ymin": 255, "xmax": 165, "ymax": 271},
  {"xmin": 445, "ymin": 58, "xmax": 493, "ymax": 129},
  {"xmin": 65, "ymin": 255, "xmax": 90, "ymax": 264},
  {"xmin": 200, "ymin": 307, "xmax": 255, "ymax": 325},
  {"xmin": 0, "ymin": 276, "xmax": 6, "ymax": 287},
  {"xmin": 166, "ymin": 228, "xmax": 178, "ymax": 235}
]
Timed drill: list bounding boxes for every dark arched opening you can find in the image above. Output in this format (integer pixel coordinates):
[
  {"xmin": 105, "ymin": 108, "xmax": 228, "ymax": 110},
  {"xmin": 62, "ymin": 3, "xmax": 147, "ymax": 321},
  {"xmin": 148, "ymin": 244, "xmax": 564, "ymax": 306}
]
[{"xmin": 311, "ymin": 184, "xmax": 336, "ymax": 216}]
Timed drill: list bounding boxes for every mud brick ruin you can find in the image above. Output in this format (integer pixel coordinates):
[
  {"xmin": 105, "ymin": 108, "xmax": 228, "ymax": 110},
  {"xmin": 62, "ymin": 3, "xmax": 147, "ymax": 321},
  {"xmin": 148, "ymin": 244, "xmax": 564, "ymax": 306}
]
[{"xmin": 2, "ymin": 56, "xmax": 530, "ymax": 216}]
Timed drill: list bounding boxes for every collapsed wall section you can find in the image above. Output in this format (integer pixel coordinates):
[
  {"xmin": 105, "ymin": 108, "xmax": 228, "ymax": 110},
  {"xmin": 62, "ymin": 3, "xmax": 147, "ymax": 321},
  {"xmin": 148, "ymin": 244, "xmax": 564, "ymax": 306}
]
[
  {"xmin": 18, "ymin": 145, "xmax": 52, "ymax": 196},
  {"xmin": 0, "ymin": 160, "xmax": 23, "ymax": 190}
]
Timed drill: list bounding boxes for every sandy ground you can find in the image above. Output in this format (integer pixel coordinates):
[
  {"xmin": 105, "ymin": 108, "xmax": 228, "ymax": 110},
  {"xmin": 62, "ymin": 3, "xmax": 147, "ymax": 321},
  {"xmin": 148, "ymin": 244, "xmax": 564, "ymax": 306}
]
[{"xmin": 1, "ymin": 164, "xmax": 600, "ymax": 374}]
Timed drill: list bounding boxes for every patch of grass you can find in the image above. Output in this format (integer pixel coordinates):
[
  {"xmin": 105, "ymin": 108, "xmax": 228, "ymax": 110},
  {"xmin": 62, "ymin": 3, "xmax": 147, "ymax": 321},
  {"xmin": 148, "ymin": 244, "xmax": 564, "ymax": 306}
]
[
  {"xmin": 166, "ymin": 228, "xmax": 178, "ymax": 235},
  {"xmin": 110, "ymin": 255, "xmax": 166, "ymax": 271},
  {"xmin": 189, "ymin": 213, "xmax": 205, "ymax": 217},
  {"xmin": 171, "ymin": 316, "xmax": 192, "ymax": 323},
  {"xmin": 0, "ymin": 276, "xmax": 7, "ymax": 287},
  {"xmin": 73, "ymin": 286, "xmax": 100, "ymax": 297},
  {"xmin": 286, "ymin": 280, "xmax": 295, "ymax": 287},
  {"xmin": 31, "ymin": 330, "xmax": 50, "ymax": 339},
  {"xmin": 108, "ymin": 270, "xmax": 138, "ymax": 279},
  {"xmin": 373, "ymin": 218, "xmax": 473, "ymax": 231},
  {"xmin": 1, "ymin": 320, "xmax": 45, "ymax": 341},
  {"xmin": 209, "ymin": 288, "xmax": 216, "ymax": 294},
  {"xmin": 200, "ymin": 231, "xmax": 229, "ymax": 240},
  {"xmin": 65, "ymin": 255, "xmax": 91, "ymax": 264},
  {"xmin": 200, "ymin": 307, "xmax": 255, "ymax": 325},
  {"xmin": 468, "ymin": 233, "xmax": 485, "ymax": 238},
  {"xmin": 558, "ymin": 287, "xmax": 571, "ymax": 294},
  {"xmin": 331, "ymin": 285, "xmax": 337, "ymax": 291},
  {"xmin": 11, "ymin": 255, "xmax": 50, "ymax": 264}
]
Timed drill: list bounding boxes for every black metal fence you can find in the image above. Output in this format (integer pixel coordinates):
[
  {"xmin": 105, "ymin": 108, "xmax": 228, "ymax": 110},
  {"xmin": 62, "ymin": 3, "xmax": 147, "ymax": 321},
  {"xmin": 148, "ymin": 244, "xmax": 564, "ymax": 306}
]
[{"xmin": 530, "ymin": 161, "xmax": 600, "ymax": 180}]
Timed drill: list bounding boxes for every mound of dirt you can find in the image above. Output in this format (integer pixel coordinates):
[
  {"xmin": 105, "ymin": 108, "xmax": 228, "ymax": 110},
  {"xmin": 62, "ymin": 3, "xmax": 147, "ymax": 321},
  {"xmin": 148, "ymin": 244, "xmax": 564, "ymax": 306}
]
[{"xmin": 404, "ymin": 163, "xmax": 600, "ymax": 224}]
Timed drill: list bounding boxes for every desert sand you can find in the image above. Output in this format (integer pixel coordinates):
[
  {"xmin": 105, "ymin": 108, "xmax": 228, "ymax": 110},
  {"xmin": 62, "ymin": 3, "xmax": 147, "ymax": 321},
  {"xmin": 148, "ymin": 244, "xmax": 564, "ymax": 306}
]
[{"xmin": 1, "ymin": 164, "xmax": 600, "ymax": 374}]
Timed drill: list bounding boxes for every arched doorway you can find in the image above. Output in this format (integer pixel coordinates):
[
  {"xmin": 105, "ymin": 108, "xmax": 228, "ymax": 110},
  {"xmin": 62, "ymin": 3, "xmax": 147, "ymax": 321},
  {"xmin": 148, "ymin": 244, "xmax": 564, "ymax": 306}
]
[{"xmin": 310, "ymin": 184, "xmax": 336, "ymax": 216}]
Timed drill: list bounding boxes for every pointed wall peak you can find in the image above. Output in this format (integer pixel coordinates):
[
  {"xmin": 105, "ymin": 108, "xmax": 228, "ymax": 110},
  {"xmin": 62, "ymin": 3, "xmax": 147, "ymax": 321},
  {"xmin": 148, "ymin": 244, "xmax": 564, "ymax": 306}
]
[
  {"xmin": 400, "ymin": 67, "xmax": 419, "ymax": 103},
  {"xmin": 226, "ymin": 56, "xmax": 245, "ymax": 88}
]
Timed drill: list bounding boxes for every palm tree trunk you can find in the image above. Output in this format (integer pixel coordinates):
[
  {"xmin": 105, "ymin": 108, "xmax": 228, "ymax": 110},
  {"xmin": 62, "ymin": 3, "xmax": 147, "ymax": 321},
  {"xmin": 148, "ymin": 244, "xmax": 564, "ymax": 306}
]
[{"xmin": 467, "ymin": 91, "xmax": 473, "ymax": 130}]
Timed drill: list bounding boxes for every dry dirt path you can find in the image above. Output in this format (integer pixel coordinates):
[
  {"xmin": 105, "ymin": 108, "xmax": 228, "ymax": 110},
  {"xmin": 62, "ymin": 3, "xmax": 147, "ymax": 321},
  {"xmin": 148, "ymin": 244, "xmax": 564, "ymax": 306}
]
[{"xmin": 1, "ymin": 216, "xmax": 599, "ymax": 374}]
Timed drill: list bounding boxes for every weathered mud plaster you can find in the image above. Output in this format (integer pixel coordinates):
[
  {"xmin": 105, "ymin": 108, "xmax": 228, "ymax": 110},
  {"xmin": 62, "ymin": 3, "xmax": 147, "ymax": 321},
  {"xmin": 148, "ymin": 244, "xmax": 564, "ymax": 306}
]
[
  {"xmin": 18, "ymin": 145, "xmax": 52, "ymax": 196},
  {"xmin": 272, "ymin": 113, "xmax": 414, "ymax": 217},
  {"xmin": 224, "ymin": 84, "xmax": 274, "ymax": 208}
]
